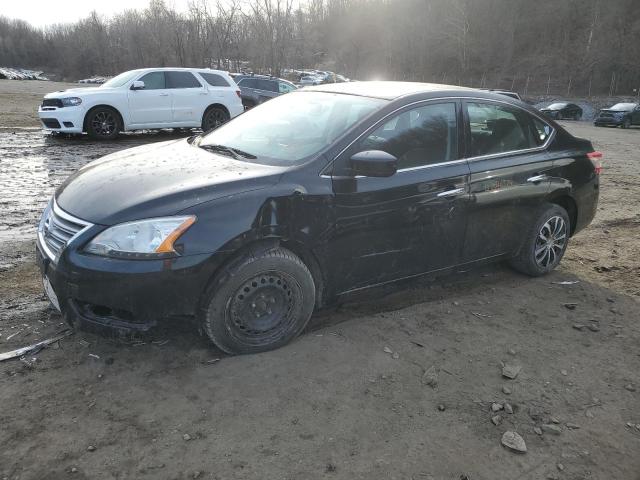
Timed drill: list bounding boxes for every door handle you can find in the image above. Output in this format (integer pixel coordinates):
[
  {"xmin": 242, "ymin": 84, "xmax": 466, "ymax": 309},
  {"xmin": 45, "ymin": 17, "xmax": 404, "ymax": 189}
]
[
  {"xmin": 437, "ymin": 187, "xmax": 466, "ymax": 198},
  {"xmin": 526, "ymin": 174, "xmax": 548, "ymax": 183},
  {"xmin": 159, "ymin": 93, "xmax": 169, "ymax": 97}
]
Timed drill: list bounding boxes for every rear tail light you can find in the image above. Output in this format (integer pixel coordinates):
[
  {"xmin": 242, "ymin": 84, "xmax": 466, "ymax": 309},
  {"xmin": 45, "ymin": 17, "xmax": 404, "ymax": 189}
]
[
  {"xmin": 236, "ymin": 90, "xmax": 241, "ymax": 98},
  {"xmin": 587, "ymin": 151, "xmax": 603, "ymax": 175}
]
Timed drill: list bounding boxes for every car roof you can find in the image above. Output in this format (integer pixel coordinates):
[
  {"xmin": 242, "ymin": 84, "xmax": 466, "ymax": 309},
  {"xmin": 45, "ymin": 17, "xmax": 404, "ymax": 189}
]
[
  {"xmin": 302, "ymin": 81, "xmax": 478, "ymax": 100},
  {"xmin": 131, "ymin": 67, "xmax": 230, "ymax": 75}
]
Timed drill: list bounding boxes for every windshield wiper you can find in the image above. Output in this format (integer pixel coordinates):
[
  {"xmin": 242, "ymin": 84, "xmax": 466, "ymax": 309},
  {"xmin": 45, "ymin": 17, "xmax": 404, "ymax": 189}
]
[{"xmin": 197, "ymin": 143, "xmax": 256, "ymax": 160}]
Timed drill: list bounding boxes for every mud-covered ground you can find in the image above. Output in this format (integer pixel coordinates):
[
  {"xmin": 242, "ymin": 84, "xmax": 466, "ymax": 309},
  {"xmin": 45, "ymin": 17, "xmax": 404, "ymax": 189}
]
[{"xmin": 1, "ymin": 81, "xmax": 639, "ymax": 480}]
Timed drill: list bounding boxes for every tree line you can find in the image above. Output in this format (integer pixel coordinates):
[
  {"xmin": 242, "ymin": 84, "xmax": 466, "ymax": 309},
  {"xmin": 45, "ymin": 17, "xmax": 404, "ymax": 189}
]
[{"xmin": 0, "ymin": 0, "xmax": 638, "ymax": 97}]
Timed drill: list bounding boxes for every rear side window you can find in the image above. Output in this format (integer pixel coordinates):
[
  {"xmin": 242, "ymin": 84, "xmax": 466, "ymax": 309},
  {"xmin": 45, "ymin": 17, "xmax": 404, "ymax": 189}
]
[
  {"xmin": 357, "ymin": 102, "xmax": 458, "ymax": 169},
  {"xmin": 466, "ymin": 102, "xmax": 543, "ymax": 156},
  {"xmin": 166, "ymin": 71, "xmax": 202, "ymax": 89},
  {"xmin": 138, "ymin": 72, "xmax": 165, "ymax": 90},
  {"xmin": 238, "ymin": 78, "xmax": 257, "ymax": 88},
  {"xmin": 257, "ymin": 79, "xmax": 278, "ymax": 92},
  {"xmin": 200, "ymin": 72, "xmax": 230, "ymax": 87}
]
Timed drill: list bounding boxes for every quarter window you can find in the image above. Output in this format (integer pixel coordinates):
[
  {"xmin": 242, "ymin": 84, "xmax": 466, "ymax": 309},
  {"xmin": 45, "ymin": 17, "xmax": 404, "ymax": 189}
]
[
  {"xmin": 166, "ymin": 71, "xmax": 202, "ymax": 89},
  {"xmin": 279, "ymin": 82, "xmax": 295, "ymax": 93},
  {"xmin": 357, "ymin": 103, "xmax": 458, "ymax": 169},
  {"xmin": 466, "ymin": 102, "xmax": 543, "ymax": 156},
  {"xmin": 257, "ymin": 79, "xmax": 278, "ymax": 92},
  {"xmin": 238, "ymin": 78, "xmax": 256, "ymax": 88},
  {"xmin": 200, "ymin": 72, "xmax": 230, "ymax": 87},
  {"xmin": 138, "ymin": 72, "xmax": 166, "ymax": 90}
]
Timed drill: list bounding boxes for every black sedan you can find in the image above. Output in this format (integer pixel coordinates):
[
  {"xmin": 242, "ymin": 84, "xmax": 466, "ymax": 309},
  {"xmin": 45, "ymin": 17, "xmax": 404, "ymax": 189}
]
[
  {"xmin": 37, "ymin": 82, "xmax": 601, "ymax": 354},
  {"xmin": 540, "ymin": 102, "xmax": 583, "ymax": 120},
  {"xmin": 594, "ymin": 102, "xmax": 640, "ymax": 128}
]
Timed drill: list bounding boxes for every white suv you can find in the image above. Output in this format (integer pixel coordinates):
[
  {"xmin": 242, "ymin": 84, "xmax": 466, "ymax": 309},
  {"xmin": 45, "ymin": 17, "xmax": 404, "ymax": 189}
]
[{"xmin": 38, "ymin": 68, "xmax": 244, "ymax": 140}]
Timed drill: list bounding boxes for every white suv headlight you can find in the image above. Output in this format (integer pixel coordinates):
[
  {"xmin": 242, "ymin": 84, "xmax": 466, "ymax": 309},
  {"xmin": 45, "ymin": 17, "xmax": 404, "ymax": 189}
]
[
  {"xmin": 61, "ymin": 97, "xmax": 83, "ymax": 107},
  {"xmin": 85, "ymin": 216, "xmax": 196, "ymax": 258}
]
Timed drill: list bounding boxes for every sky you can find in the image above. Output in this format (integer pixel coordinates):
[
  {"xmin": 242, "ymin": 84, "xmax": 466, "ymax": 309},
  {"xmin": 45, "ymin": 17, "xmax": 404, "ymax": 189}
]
[{"xmin": 2, "ymin": 0, "xmax": 196, "ymax": 27}]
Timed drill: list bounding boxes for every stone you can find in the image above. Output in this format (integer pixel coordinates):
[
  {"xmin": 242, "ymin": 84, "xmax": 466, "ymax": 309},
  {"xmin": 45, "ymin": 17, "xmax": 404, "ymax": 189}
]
[
  {"xmin": 541, "ymin": 424, "xmax": 562, "ymax": 435},
  {"xmin": 491, "ymin": 402, "xmax": 503, "ymax": 412},
  {"xmin": 87, "ymin": 445, "xmax": 96, "ymax": 452},
  {"xmin": 421, "ymin": 366, "xmax": 438, "ymax": 388},
  {"xmin": 551, "ymin": 416, "xmax": 560, "ymax": 424},
  {"xmin": 491, "ymin": 415, "xmax": 502, "ymax": 425},
  {"xmin": 572, "ymin": 324, "xmax": 586, "ymax": 331},
  {"xmin": 438, "ymin": 404, "xmax": 446, "ymax": 412},
  {"xmin": 625, "ymin": 384, "xmax": 636, "ymax": 392},
  {"xmin": 564, "ymin": 303, "xmax": 577, "ymax": 310},
  {"xmin": 557, "ymin": 463, "xmax": 565, "ymax": 471},
  {"xmin": 501, "ymin": 431, "xmax": 527, "ymax": 453},
  {"xmin": 183, "ymin": 433, "xmax": 192, "ymax": 441},
  {"xmin": 502, "ymin": 385, "xmax": 512, "ymax": 395},
  {"xmin": 504, "ymin": 403, "xmax": 514, "ymax": 414},
  {"xmin": 383, "ymin": 346, "xmax": 393, "ymax": 354},
  {"xmin": 588, "ymin": 324, "xmax": 600, "ymax": 332},
  {"xmin": 502, "ymin": 364, "xmax": 522, "ymax": 379},
  {"xmin": 561, "ymin": 369, "xmax": 568, "ymax": 376},
  {"xmin": 392, "ymin": 352, "xmax": 399, "ymax": 359},
  {"xmin": 566, "ymin": 423, "xmax": 580, "ymax": 429},
  {"xmin": 534, "ymin": 427, "xmax": 543, "ymax": 435}
]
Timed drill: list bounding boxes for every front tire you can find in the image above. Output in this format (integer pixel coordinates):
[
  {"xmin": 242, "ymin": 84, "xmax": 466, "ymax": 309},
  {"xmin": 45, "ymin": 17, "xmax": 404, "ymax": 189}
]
[
  {"xmin": 509, "ymin": 204, "xmax": 570, "ymax": 276},
  {"xmin": 201, "ymin": 246, "xmax": 316, "ymax": 354},
  {"xmin": 201, "ymin": 106, "xmax": 230, "ymax": 133},
  {"xmin": 85, "ymin": 107, "xmax": 121, "ymax": 140}
]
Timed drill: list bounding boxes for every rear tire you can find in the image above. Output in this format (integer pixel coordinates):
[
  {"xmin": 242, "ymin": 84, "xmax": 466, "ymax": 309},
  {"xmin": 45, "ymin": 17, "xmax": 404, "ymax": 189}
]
[
  {"xmin": 201, "ymin": 106, "xmax": 230, "ymax": 133},
  {"xmin": 509, "ymin": 204, "xmax": 570, "ymax": 277},
  {"xmin": 85, "ymin": 107, "xmax": 121, "ymax": 140},
  {"xmin": 201, "ymin": 246, "xmax": 315, "ymax": 355}
]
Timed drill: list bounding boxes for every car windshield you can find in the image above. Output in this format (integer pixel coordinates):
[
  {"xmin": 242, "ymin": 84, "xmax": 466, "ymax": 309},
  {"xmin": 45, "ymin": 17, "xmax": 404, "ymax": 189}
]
[
  {"xmin": 547, "ymin": 103, "xmax": 567, "ymax": 110},
  {"xmin": 101, "ymin": 70, "xmax": 141, "ymax": 88},
  {"xmin": 199, "ymin": 91, "xmax": 387, "ymax": 166},
  {"xmin": 609, "ymin": 103, "xmax": 637, "ymax": 111}
]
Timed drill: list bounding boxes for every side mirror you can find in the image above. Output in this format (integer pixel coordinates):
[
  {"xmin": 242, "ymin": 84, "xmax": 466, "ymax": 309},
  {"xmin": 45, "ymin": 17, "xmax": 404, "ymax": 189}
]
[
  {"xmin": 350, "ymin": 150, "xmax": 397, "ymax": 177},
  {"xmin": 130, "ymin": 80, "xmax": 145, "ymax": 90}
]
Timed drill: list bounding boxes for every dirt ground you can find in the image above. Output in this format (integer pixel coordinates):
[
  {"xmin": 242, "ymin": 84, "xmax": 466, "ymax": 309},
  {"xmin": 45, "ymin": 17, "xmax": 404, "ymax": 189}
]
[{"xmin": 0, "ymin": 81, "xmax": 639, "ymax": 480}]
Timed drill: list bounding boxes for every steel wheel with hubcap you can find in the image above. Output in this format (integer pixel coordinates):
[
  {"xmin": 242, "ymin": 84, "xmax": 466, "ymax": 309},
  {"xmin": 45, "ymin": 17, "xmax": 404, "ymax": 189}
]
[
  {"xmin": 201, "ymin": 246, "xmax": 315, "ymax": 354},
  {"xmin": 509, "ymin": 204, "xmax": 570, "ymax": 276},
  {"xmin": 202, "ymin": 107, "xmax": 230, "ymax": 133},
  {"xmin": 86, "ymin": 107, "xmax": 120, "ymax": 140}
]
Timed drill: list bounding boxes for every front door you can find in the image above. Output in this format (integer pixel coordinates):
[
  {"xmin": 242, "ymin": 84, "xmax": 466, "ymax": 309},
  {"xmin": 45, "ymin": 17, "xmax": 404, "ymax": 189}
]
[
  {"xmin": 328, "ymin": 101, "xmax": 470, "ymax": 294},
  {"xmin": 127, "ymin": 71, "xmax": 173, "ymax": 125},
  {"xmin": 461, "ymin": 100, "xmax": 554, "ymax": 262}
]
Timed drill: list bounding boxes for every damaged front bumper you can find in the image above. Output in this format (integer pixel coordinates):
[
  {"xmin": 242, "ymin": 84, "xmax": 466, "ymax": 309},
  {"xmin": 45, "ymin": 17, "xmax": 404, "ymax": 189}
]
[{"xmin": 36, "ymin": 234, "xmax": 225, "ymax": 335}]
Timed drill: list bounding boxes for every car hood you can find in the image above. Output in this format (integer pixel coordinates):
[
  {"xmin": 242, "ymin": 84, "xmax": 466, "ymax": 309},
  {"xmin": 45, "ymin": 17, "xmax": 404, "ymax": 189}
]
[
  {"xmin": 56, "ymin": 138, "xmax": 286, "ymax": 225},
  {"xmin": 44, "ymin": 87, "xmax": 118, "ymax": 98}
]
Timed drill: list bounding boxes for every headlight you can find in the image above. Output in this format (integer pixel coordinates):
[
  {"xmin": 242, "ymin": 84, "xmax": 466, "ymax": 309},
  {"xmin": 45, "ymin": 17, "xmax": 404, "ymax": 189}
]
[
  {"xmin": 61, "ymin": 97, "xmax": 82, "ymax": 107},
  {"xmin": 84, "ymin": 216, "xmax": 196, "ymax": 258}
]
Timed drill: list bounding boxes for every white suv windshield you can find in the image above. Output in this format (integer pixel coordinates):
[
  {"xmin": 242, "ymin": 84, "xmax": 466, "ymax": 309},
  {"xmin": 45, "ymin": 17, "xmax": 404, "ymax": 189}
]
[
  {"xmin": 101, "ymin": 70, "xmax": 141, "ymax": 88},
  {"xmin": 199, "ymin": 92, "xmax": 386, "ymax": 166},
  {"xmin": 610, "ymin": 103, "xmax": 636, "ymax": 111}
]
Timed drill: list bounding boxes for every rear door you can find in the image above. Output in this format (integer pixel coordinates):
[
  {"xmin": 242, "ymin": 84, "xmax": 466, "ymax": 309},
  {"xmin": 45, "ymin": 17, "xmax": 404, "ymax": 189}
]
[
  {"xmin": 461, "ymin": 100, "xmax": 554, "ymax": 262},
  {"xmin": 328, "ymin": 101, "xmax": 470, "ymax": 293},
  {"xmin": 127, "ymin": 71, "xmax": 173, "ymax": 125},
  {"xmin": 167, "ymin": 71, "xmax": 206, "ymax": 124}
]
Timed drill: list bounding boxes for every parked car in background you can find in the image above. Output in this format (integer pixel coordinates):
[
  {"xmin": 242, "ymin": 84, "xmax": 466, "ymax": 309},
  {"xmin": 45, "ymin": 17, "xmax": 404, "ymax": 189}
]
[
  {"xmin": 234, "ymin": 75, "xmax": 297, "ymax": 108},
  {"xmin": 594, "ymin": 102, "xmax": 640, "ymax": 128},
  {"xmin": 299, "ymin": 74, "xmax": 322, "ymax": 86},
  {"xmin": 539, "ymin": 102, "xmax": 583, "ymax": 120},
  {"xmin": 38, "ymin": 67, "xmax": 243, "ymax": 139},
  {"xmin": 37, "ymin": 82, "xmax": 600, "ymax": 354}
]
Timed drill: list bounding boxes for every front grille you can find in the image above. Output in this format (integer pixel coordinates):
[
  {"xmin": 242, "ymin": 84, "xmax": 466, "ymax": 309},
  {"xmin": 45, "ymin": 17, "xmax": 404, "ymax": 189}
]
[
  {"xmin": 42, "ymin": 98, "xmax": 63, "ymax": 108},
  {"xmin": 41, "ymin": 118, "xmax": 61, "ymax": 129},
  {"xmin": 39, "ymin": 201, "xmax": 91, "ymax": 261}
]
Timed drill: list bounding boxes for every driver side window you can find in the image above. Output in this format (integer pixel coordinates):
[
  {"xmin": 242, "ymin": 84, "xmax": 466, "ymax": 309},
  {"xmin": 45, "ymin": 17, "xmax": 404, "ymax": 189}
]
[
  {"xmin": 137, "ymin": 72, "xmax": 166, "ymax": 90},
  {"xmin": 356, "ymin": 103, "xmax": 458, "ymax": 169}
]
